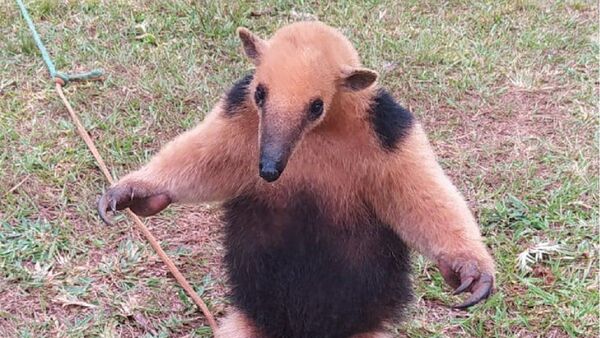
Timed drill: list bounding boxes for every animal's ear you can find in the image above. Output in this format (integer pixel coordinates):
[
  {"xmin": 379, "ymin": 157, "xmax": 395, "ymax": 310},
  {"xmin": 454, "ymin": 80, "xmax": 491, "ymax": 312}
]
[
  {"xmin": 237, "ymin": 27, "xmax": 267, "ymax": 65},
  {"xmin": 339, "ymin": 66, "xmax": 378, "ymax": 91}
]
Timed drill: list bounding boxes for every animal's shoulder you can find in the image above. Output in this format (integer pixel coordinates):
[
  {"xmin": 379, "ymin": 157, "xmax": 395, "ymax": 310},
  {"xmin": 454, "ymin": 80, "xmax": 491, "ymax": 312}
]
[
  {"xmin": 367, "ymin": 89, "xmax": 414, "ymax": 151},
  {"xmin": 223, "ymin": 72, "xmax": 254, "ymax": 117}
]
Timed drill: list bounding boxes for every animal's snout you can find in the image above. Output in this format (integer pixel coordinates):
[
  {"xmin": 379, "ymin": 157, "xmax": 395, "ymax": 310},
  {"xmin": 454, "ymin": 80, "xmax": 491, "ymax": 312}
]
[{"xmin": 259, "ymin": 158, "xmax": 284, "ymax": 182}]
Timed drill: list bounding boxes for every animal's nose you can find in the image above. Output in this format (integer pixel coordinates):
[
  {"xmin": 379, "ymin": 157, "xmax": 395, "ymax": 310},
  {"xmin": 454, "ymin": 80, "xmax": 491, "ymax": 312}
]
[{"xmin": 259, "ymin": 160, "xmax": 283, "ymax": 182}]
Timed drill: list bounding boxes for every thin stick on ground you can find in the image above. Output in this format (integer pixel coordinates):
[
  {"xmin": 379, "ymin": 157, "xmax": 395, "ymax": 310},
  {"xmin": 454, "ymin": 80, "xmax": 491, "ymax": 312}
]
[
  {"xmin": 5, "ymin": 175, "xmax": 29, "ymax": 196},
  {"xmin": 54, "ymin": 78, "xmax": 218, "ymax": 333}
]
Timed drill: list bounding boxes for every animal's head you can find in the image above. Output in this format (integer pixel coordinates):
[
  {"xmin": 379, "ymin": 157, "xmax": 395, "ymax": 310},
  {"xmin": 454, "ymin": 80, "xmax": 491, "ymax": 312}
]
[{"xmin": 237, "ymin": 22, "xmax": 378, "ymax": 182}]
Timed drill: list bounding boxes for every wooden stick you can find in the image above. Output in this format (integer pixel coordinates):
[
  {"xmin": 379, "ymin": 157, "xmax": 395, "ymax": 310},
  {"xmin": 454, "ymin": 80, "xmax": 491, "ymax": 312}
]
[{"xmin": 54, "ymin": 79, "xmax": 218, "ymax": 332}]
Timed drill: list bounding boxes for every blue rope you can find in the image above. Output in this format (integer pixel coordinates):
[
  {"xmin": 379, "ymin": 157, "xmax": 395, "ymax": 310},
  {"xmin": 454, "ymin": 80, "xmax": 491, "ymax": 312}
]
[{"xmin": 15, "ymin": 0, "xmax": 104, "ymax": 85}]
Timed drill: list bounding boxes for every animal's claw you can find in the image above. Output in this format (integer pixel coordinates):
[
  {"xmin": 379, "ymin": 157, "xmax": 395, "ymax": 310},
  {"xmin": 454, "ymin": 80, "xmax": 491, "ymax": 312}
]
[
  {"xmin": 110, "ymin": 198, "xmax": 117, "ymax": 213},
  {"xmin": 453, "ymin": 273, "xmax": 494, "ymax": 309},
  {"xmin": 97, "ymin": 193, "xmax": 115, "ymax": 226},
  {"xmin": 97, "ymin": 183, "xmax": 172, "ymax": 224},
  {"xmin": 97, "ymin": 186, "xmax": 132, "ymax": 226},
  {"xmin": 439, "ymin": 256, "xmax": 495, "ymax": 309},
  {"xmin": 453, "ymin": 276, "xmax": 474, "ymax": 295}
]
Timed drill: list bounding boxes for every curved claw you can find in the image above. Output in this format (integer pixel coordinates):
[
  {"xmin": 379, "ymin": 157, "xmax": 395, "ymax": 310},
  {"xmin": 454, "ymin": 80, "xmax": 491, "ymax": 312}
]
[
  {"xmin": 97, "ymin": 194, "xmax": 114, "ymax": 226},
  {"xmin": 453, "ymin": 273, "xmax": 494, "ymax": 309},
  {"xmin": 453, "ymin": 276, "xmax": 474, "ymax": 295},
  {"xmin": 97, "ymin": 184, "xmax": 172, "ymax": 225}
]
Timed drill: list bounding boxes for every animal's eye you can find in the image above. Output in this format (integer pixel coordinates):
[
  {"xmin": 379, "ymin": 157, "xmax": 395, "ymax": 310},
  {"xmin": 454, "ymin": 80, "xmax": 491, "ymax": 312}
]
[
  {"xmin": 308, "ymin": 99, "xmax": 324, "ymax": 121},
  {"xmin": 254, "ymin": 85, "xmax": 266, "ymax": 107}
]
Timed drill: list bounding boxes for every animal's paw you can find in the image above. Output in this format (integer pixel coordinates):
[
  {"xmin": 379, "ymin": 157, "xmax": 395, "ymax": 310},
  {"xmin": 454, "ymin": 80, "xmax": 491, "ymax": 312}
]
[
  {"xmin": 97, "ymin": 181, "xmax": 171, "ymax": 225},
  {"xmin": 438, "ymin": 253, "xmax": 495, "ymax": 309}
]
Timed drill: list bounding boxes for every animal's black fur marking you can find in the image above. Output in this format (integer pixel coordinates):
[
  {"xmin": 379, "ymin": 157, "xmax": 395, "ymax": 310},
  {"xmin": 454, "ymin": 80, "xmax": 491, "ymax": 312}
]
[
  {"xmin": 223, "ymin": 192, "xmax": 412, "ymax": 338},
  {"xmin": 369, "ymin": 89, "xmax": 414, "ymax": 151},
  {"xmin": 224, "ymin": 73, "xmax": 254, "ymax": 116}
]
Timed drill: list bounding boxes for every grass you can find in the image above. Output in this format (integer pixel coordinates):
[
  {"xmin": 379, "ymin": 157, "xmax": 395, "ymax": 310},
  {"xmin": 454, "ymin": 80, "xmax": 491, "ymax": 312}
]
[{"xmin": 0, "ymin": 0, "xmax": 598, "ymax": 337}]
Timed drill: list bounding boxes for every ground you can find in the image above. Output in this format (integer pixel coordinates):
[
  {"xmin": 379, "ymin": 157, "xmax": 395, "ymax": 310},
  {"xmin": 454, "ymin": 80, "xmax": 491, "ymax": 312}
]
[{"xmin": 0, "ymin": 0, "xmax": 598, "ymax": 337}]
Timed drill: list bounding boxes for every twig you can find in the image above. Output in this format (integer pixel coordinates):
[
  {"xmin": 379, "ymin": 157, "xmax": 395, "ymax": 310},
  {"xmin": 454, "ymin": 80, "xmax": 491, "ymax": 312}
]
[
  {"xmin": 54, "ymin": 295, "xmax": 98, "ymax": 309},
  {"xmin": 55, "ymin": 79, "xmax": 218, "ymax": 332},
  {"xmin": 0, "ymin": 80, "xmax": 17, "ymax": 94},
  {"xmin": 5, "ymin": 175, "xmax": 29, "ymax": 196}
]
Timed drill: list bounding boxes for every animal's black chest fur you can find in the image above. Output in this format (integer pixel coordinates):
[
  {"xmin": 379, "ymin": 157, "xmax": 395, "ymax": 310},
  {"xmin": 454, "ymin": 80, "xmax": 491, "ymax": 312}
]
[{"xmin": 223, "ymin": 193, "xmax": 412, "ymax": 338}]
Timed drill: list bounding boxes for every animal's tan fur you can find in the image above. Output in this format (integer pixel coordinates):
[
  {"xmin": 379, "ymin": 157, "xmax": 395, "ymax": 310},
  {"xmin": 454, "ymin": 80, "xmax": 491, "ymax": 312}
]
[
  {"xmin": 117, "ymin": 108, "xmax": 258, "ymax": 204},
  {"xmin": 215, "ymin": 310, "xmax": 262, "ymax": 338},
  {"xmin": 368, "ymin": 124, "xmax": 495, "ymax": 272},
  {"xmin": 103, "ymin": 21, "xmax": 495, "ymax": 335},
  {"xmin": 215, "ymin": 310, "xmax": 390, "ymax": 338}
]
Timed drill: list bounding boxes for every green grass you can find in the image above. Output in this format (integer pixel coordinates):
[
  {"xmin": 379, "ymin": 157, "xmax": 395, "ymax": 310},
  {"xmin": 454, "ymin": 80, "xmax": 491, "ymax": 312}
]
[{"xmin": 1, "ymin": 0, "xmax": 598, "ymax": 337}]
